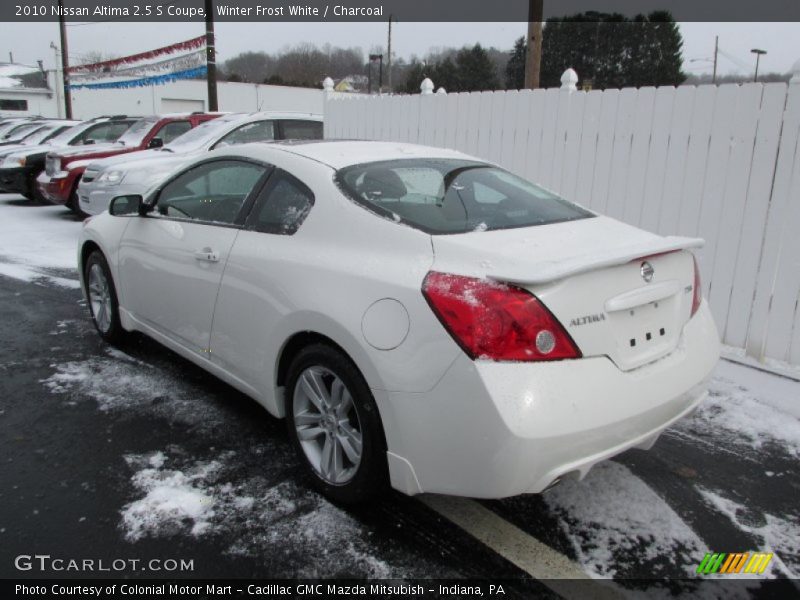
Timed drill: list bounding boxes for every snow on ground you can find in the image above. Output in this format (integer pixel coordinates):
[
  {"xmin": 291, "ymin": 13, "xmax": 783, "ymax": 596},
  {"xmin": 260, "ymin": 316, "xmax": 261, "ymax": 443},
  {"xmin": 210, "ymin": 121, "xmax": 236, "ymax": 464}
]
[
  {"xmin": 697, "ymin": 487, "xmax": 800, "ymax": 579},
  {"xmin": 0, "ymin": 196, "xmax": 83, "ymax": 287},
  {"xmin": 121, "ymin": 451, "xmax": 218, "ymax": 540},
  {"xmin": 540, "ymin": 357, "xmax": 800, "ymax": 581},
  {"xmin": 543, "ymin": 461, "xmax": 705, "ymax": 579},
  {"xmin": 675, "ymin": 359, "xmax": 800, "ymax": 458},
  {"xmin": 7, "ymin": 193, "xmax": 799, "ymax": 581},
  {"xmin": 121, "ymin": 447, "xmax": 394, "ymax": 578},
  {"xmin": 40, "ymin": 346, "xmax": 231, "ymax": 428}
]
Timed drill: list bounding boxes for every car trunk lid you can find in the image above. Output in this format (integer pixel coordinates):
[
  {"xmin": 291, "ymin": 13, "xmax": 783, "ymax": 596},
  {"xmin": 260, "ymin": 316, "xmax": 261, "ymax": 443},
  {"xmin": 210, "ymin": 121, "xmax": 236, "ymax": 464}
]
[{"xmin": 430, "ymin": 216, "xmax": 702, "ymax": 371}]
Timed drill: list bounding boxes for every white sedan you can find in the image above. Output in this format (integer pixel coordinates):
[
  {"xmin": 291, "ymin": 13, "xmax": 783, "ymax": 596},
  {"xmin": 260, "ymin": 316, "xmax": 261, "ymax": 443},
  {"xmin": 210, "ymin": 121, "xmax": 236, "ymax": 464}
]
[{"xmin": 77, "ymin": 141, "xmax": 720, "ymax": 503}]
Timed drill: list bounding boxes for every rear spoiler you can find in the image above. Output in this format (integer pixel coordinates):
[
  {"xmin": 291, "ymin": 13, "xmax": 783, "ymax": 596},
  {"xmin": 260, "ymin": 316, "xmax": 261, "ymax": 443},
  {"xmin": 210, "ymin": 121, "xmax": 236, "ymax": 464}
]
[{"xmin": 488, "ymin": 236, "xmax": 704, "ymax": 286}]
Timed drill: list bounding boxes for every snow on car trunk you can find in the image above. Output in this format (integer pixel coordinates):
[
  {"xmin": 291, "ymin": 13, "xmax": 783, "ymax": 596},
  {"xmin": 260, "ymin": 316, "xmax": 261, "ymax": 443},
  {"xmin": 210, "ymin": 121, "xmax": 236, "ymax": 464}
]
[{"xmin": 431, "ymin": 216, "xmax": 703, "ymax": 370}]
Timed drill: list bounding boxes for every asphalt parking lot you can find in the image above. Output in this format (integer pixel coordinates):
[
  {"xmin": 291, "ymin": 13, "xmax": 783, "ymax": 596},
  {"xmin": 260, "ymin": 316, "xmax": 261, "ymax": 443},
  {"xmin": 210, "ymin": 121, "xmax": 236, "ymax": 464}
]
[{"xmin": 0, "ymin": 194, "xmax": 798, "ymax": 597}]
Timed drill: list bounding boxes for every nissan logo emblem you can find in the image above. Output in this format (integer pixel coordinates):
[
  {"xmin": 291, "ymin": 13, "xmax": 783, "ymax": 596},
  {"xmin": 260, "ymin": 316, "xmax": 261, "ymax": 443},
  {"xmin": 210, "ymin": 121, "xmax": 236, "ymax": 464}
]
[{"xmin": 641, "ymin": 261, "xmax": 655, "ymax": 283}]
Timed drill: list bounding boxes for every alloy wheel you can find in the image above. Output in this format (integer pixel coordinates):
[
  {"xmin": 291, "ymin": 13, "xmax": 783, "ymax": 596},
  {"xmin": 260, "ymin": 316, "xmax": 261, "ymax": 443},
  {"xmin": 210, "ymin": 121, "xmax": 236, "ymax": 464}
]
[
  {"xmin": 87, "ymin": 263, "xmax": 113, "ymax": 334},
  {"xmin": 292, "ymin": 366, "xmax": 363, "ymax": 485}
]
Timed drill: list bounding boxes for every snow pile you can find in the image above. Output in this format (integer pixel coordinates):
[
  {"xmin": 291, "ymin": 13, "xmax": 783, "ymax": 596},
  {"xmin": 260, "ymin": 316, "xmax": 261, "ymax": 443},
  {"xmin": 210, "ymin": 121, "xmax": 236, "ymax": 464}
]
[
  {"xmin": 120, "ymin": 447, "xmax": 394, "ymax": 578},
  {"xmin": 697, "ymin": 487, "xmax": 800, "ymax": 579},
  {"xmin": 675, "ymin": 360, "xmax": 800, "ymax": 458},
  {"xmin": 121, "ymin": 452, "xmax": 218, "ymax": 541},
  {"xmin": 544, "ymin": 461, "xmax": 705, "ymax": 579}
]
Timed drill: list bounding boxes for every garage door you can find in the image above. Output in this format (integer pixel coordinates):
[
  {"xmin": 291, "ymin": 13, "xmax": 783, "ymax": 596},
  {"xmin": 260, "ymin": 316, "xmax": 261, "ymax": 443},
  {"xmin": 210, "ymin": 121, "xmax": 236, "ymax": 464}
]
[{"xmin": 160, "ymin": 98, "xmax": 205, "ymax": 113}]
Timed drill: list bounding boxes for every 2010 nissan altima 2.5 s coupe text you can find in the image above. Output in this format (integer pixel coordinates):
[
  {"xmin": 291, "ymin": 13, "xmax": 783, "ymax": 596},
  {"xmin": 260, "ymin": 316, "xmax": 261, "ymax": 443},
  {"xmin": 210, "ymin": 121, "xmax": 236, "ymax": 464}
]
[{"xmin": 77, "ymin": 140, "xmax": 720, "ymax": 503}]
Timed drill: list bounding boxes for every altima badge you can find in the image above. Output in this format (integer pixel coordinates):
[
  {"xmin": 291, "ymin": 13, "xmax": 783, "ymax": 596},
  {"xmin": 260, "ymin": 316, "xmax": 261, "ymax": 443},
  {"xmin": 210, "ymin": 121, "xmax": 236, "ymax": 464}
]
[{"xmin": 641, "ymin": 261, "xmax": 655, "ymax": 283}]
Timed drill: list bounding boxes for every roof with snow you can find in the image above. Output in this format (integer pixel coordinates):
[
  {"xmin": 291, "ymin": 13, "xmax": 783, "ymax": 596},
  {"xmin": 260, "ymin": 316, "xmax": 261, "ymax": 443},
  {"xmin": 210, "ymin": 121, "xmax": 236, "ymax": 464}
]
[{"xmin": 0, "ymin": 63, "xmax": 49, "ymax": 90}]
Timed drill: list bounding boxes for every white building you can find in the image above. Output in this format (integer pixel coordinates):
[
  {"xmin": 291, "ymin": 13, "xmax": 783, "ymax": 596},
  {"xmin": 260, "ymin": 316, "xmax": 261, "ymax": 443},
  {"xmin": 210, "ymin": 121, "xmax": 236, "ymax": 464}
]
[
  {"xmin": 0, "ymin": 63, "xmax": 55, "ymax": 118},
  {"xmin": 1, "ymin": 64, "xmax": 323, "ymax": 119}
]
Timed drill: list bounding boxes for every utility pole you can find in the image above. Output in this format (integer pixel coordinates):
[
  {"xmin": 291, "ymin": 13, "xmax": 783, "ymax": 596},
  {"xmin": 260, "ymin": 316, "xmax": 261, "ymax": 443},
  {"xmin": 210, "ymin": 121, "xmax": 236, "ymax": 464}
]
[
  {"xmin": 368, "ymin": 54, "xmax": 383, "ymax": 94},
  {"xmin": 204, "ymin": 0, "xmax": 218, "ymax": 111},
  {"xmin": 386, "ymin": 15, "xmax": 393, "ymax": 93},
  {"xmin": 50, "ymin": 42, "xmax": 63, "ymax": 118},
  {"xmin": 712, "ymin": 35, "xmax": 718, "ymax": 84},
  {"xmin": 524, "ymin": 0, "xmax": 544, "ymax": 89},
  {"xmin": 57, "ymin": 0, "xmax": 72, "ymax": 119},
  {"xmin": 751, "ymin": 48, "xmax": 767, "ymax": 83}
]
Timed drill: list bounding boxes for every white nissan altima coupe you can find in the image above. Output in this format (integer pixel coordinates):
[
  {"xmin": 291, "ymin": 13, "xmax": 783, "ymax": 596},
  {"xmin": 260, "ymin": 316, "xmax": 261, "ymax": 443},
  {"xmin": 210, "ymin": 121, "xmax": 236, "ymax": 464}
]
[{"xmin": 77, "ymin": 140, "xmax": 720, "ymax": 503}]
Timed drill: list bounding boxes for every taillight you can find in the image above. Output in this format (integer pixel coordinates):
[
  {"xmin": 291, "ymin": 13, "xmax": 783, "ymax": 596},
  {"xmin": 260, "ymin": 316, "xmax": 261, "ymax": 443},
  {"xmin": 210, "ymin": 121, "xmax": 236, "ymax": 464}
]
[
  {"xmin": 422, "ymin": 271, "xmax": 581, "ymax": 362},
  {"xmin": 691, "ymin": 255, "xmax": 702, "ymax": 316}
]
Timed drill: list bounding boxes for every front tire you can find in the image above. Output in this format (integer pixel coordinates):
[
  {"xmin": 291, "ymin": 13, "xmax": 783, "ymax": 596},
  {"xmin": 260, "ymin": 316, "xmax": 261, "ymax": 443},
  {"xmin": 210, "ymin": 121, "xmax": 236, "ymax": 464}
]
[
  {"xmin": 84, "ymin": 251, "xmax": 126, "ymax": 345},
  {"xmin": 66, "ymin": 188, "xmax": 88, "ymax": 217},
  {"xmin": 285, "ymin": 344, "xmax": 388, "ymax": 504}
]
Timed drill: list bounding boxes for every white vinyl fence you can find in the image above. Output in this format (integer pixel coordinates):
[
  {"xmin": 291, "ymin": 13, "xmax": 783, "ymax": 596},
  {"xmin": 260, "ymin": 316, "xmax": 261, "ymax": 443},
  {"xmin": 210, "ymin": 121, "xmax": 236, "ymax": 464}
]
[{"xmin": 324, "ymin": 71, "xmax": 800, "ymax": 366}]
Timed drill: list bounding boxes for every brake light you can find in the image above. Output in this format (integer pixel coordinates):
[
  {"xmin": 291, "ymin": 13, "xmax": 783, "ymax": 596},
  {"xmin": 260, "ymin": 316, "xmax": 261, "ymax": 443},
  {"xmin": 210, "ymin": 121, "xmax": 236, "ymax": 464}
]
[
  {"xmin": 422, "ymin": 272, "xmax": 581, "ymax": 362},
  {"xmin": 691, "ymin": 255, "xmax": 702, "ymax": 316}
]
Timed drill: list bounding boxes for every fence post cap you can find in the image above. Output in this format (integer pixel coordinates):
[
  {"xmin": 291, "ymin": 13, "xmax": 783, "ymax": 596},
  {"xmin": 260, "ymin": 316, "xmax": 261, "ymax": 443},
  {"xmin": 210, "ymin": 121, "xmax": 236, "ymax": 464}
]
[
  {"xmin": 322, "ymin": 77, "xmax": 334, "ymax": 92},
  {"xmin": 420, "ymin": 77, "xmax": 434, "ymax": 95},
  {"xmin": 436, "ymin": 87, "xmax": 447, "ymax": 95},
  {"xmin": 791, "ymin": 59, "xmax": 800, "ymax": 84},
  {"xmin": 561, "ymin": 68, "xmax": 578, "ymax": 91}
]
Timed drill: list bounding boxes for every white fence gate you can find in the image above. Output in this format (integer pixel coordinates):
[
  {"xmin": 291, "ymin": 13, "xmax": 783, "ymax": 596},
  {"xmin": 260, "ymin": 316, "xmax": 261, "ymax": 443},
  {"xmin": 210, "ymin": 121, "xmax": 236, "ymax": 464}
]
[{"xmin": 324, "ymin": 75, "xmax": 800, "ymax": 366}]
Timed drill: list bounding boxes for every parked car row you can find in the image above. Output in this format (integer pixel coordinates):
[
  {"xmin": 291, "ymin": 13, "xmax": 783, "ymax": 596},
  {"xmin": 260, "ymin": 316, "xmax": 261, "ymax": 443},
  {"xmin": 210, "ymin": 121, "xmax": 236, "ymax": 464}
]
[
  {"xmin": 0, "ymin": 114, "xmax": 140, "ymax": 203},
  {"xmin": 0, "ymin": 111, "xmax": 323, "ymax": 216}
]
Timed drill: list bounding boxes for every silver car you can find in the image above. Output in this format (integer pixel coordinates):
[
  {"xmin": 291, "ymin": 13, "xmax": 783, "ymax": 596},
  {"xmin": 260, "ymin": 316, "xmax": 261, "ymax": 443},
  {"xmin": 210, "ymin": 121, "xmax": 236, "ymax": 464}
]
[{"xmin": 78, "ymin": 112, "xmax": 323, "ymax": 216}]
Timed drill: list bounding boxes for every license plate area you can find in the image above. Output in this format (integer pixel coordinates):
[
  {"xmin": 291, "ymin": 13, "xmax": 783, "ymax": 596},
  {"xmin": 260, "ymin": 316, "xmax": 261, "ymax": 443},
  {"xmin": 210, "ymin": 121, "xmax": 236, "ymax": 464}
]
[{"xmin": 608, "ymin": 296, "xmax": 680, "ymax": 369}]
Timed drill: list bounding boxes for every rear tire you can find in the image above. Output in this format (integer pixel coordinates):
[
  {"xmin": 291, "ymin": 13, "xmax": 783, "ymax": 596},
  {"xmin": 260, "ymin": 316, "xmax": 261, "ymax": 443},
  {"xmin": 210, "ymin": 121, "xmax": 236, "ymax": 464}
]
[
  {"xmin": 84, "ymin": 251, "xmax": 126, "ymax": 345},
  {"xmin": 285, "ymin": 343, "xmax": 388, "ymax": 504}
]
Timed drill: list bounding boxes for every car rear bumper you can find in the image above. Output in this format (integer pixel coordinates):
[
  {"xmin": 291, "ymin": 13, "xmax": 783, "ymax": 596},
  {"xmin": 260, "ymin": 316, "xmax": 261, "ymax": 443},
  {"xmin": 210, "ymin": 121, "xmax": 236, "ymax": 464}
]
[{"xmin": 377, "ymin": 300, "xmax": 720, "ymax": 498}]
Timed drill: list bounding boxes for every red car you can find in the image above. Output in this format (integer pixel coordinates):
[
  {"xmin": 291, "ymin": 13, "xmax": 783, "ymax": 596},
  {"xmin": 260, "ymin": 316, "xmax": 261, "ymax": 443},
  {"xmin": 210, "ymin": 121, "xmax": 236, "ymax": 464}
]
[{"xmin": 38, "ymin": 112, "xmax": 221, "ymax": 213}]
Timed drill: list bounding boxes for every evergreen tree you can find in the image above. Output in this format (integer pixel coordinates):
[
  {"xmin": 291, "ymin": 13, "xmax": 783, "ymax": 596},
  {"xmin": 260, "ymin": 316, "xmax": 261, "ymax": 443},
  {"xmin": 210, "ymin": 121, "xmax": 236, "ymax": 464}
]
[
  {"xmin": 541, "ymin": 11, "xmax": 685, "ymax": 89},
  {"xmin": 453, "ymin": 44, "xmax": 500, "ymax": 91},
  {"xmin": 506, "ymin": 37, "xmax": 527, "ymax": 89},
  {"xmin": 402, "ymin": 44, "xmax": 500, "ymax": 93}
]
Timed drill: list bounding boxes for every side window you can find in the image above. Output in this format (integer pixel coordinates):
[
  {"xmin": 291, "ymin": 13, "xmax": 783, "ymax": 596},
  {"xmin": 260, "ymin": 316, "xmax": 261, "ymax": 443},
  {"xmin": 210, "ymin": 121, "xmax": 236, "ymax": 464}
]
[
  {"xmin": 156, "ymin": 160, "xmax": 267, "ymax": 225},
  {"xmin": 213, "ymin": 121, "xmax": 275, "ymax": 148},
  {"xmin": 279, "ymin": 120, "xmax": 323, "ymax": 140},
  {"xmin": 156, "ymin": 120, "xmax": 192, "ymax": 144},
  {"xmin": 105, "ymin": 121, "xmax": 134, "ymax": 141},
  {"xmin": 249, "ymin": 170, "xmax": 314, "ymax": 235},
  {"xmin": 79, "ymin": 123, "xmax": 112, "ymax": 144}
]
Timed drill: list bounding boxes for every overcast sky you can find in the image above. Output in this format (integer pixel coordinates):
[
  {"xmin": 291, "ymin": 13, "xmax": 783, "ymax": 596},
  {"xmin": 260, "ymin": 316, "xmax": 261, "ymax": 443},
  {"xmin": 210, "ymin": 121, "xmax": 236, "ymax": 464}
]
[{"xmin": 2, "ymin": 21, "xmax": 798, "ymax": 78}]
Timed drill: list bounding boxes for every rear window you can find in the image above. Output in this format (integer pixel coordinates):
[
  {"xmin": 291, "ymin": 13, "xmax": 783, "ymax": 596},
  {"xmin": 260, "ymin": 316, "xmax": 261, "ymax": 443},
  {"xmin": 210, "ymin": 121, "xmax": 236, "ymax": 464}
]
[{"xmin": 336, "ymin": 159, "xmax": 593, "ymax": 234}]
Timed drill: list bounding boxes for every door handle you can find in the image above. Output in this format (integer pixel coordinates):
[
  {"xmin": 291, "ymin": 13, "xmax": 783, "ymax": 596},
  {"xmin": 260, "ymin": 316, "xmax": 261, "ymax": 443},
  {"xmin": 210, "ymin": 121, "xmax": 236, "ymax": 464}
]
[{"xmin": 194, "ymin": 247, "xmax": 220, "ymax": 262}]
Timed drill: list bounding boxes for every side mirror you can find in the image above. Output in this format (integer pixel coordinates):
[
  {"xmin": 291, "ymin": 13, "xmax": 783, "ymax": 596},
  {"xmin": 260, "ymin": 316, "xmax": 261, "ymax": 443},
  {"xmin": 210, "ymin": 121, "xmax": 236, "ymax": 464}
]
[
  {"xmin": 83, "ymin": 139, "xmax": 96, "ymax": 145},
  {"xmin": 148, "ymin": 137, "xmax": 163, "ymax": 149},
  {"xmin": 109, "ymin": 194, "xmax": 144, "ymax": 216}
]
